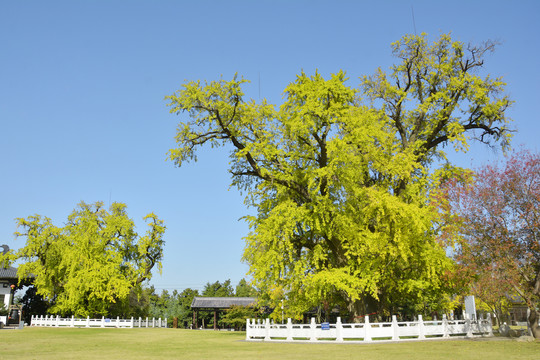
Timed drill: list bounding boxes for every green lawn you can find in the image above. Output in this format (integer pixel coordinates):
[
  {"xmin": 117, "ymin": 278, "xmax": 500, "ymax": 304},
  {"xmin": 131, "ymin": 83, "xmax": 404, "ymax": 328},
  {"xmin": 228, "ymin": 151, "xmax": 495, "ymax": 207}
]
[{"xmin": 0, "ymin": 327, "xmax": 538, "ymax": 360}]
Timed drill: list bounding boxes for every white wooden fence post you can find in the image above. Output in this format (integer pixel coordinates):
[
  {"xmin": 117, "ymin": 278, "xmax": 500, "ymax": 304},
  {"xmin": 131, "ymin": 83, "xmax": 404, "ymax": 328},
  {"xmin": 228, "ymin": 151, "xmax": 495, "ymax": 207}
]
[
  {"xmin": 146, "ymin": 317, "xmax": 148, "ymax": 328},
  {"xmin": 101, "ymin": 316, "xmax": 105, "ymax": 328},
  {"xmin": 336, "ymin": 317, "xmax": 343, "ymax": 342},
  {"xmin": 86, "ymin": 316, "xmax": 90, "ymax": 328},
  {"xmin": 152, "ymin": 317, "xmax": 155, "ymax": 328},
  {"xmin": 465, "ymin": 313, "xmax": 473, "ymax": 338},
  {"xmin": 56, "ymin": 315, "xmax": 60, "ymax": 327},
  {"xmin": 442, "ymin": 314, "xmax": 449, "ymax": 338},
  {"xmin": 165, "ymin": 317, "xmax": 168, "ymax": 328},
  {"xmin": 392, "ymin": 315, "xmax": 399, "ymax": 341},
  {"xmin": 486, "ymin": 313, "xmax": 493, "ymax": 336},
  {"xmin": 264, "ymin": 318, "xmax": 271, "ymax": 341},
  {"xmin": 309, "ymin": 317, "xmax": 317, "ymax": 342},
  {"xmin": 246, "ymin": 319, "xmax": 250, "ymax": 340},
  {"xmin": 71, "ymin": 315, "xmax": 75, "ymax": 327},
  {"xmin": 139, "ymin": 317, "xmax": 142, "ymax": 328},
  {"xmin": 364, "ymin": 315, "xmax": 372, "ymax": 342},
  {"xmin": 130, "ymin": 317, "xmax": 134, "ymax": 328},
  {"xmin": 418, "ymin": 315, "xmax": 425, "ymax": 339},
  {"xmin": 286, "ymin": 318, "xmax": 293, "ymax": 341}
]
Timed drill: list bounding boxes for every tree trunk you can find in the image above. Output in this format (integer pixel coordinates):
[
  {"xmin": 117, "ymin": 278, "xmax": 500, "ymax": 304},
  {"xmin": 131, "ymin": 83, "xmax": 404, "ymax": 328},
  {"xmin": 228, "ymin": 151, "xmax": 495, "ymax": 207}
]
[
  {"xmin": 348, "ymin": 295, "xmax": 379, "ymax": 323},
  {"xmin": 528, "ymin": 308, "xmax": 540, "ymax": 339},
  {"xmin": 348, "ymin": 299, "xmax": 363, "ymax": 323},
  {"xmin": 493, "ymin": 306, "xmax": 504, "ymax": 328}
]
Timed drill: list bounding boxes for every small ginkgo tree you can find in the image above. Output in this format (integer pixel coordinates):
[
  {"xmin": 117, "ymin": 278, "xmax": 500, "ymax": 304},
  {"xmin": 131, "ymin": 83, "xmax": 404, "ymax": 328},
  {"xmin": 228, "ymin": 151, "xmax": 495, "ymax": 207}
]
[{"xmin": 2, "ymin": 201, "xmax": 165, "ymax": 317}]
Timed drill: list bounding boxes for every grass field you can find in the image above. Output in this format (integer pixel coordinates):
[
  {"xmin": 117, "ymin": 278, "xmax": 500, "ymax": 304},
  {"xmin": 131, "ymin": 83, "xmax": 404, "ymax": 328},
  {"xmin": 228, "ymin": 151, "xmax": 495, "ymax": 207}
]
[{"xmin": 0, "ymin": 327, "xmax": 538, "ymax": 360}]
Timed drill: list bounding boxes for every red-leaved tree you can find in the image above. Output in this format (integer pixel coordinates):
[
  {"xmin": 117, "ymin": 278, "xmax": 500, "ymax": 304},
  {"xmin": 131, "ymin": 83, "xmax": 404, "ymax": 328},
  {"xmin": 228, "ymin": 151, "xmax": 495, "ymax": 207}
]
[{"xmin": 438, "ymin": 150, "xmax": 540, "ymax": 337}]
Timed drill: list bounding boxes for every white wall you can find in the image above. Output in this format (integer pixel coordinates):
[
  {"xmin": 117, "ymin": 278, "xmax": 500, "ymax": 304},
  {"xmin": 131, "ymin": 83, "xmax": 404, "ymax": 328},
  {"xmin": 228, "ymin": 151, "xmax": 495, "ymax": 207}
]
[{"xmin": 0, "ymin": 282, "xmax": 12, "ymax": 309}]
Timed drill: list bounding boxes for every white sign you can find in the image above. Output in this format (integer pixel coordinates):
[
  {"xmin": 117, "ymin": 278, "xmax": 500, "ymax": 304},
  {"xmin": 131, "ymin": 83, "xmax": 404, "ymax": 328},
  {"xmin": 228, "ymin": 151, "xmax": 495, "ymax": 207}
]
[{"xmin": 464, "ymin": 296, "xmax": 476, "ymax": 320}]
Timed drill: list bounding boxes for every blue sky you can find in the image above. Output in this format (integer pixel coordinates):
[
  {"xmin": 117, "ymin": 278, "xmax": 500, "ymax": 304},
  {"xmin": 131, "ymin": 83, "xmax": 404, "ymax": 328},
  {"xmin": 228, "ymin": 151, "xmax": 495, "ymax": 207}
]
[{"xmin": 1, "ymin": 1, "xmax": 539, "ymax": 293}]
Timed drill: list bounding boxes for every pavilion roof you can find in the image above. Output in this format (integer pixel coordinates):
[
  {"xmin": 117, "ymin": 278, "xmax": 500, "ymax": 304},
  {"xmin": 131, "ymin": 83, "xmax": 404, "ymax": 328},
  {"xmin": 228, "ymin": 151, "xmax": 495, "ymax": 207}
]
[{"xmin": 191, "ymin": 297, "xmax": 256, "ymax": 309}]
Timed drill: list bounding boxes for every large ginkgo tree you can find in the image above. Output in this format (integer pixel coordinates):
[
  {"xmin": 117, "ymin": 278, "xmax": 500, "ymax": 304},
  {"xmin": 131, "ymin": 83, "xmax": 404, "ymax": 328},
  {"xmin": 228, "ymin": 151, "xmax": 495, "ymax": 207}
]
[{"xmin": 166, "ymin": 33, "xmax": 512, "ymax": 320}]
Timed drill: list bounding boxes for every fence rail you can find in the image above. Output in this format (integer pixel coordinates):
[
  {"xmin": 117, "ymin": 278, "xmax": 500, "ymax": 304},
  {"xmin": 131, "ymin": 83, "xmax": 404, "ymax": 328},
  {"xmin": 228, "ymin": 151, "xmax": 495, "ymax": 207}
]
[
  {"xmin": 31, "ymin": 315, "xmax": 167, "ymax": 328},
  {"xmin": 246, "ymin": 314, "xmax": 493, "ymax": 343}
]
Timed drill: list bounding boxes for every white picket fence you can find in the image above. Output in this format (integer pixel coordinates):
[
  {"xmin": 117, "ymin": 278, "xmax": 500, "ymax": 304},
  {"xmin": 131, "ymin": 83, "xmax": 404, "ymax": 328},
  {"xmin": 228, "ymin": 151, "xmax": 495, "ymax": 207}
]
[
  {"xmin": 31, "ymin": 315, "xmax": 167, "ymax": 328},
  {"xmin": 246, "ymin": 314, "xmax": 493, "ymax": 343}
]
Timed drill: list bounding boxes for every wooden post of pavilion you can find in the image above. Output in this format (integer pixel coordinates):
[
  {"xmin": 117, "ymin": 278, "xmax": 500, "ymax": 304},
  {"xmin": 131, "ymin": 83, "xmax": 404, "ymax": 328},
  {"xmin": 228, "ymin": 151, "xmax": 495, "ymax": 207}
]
[
  {"xmin": 193, "ymin": 309, "xmax": 198, "ymax": 329},
  {"xmin": 214, "ymin": 310, "xmax": 217, "ymax": 330}
]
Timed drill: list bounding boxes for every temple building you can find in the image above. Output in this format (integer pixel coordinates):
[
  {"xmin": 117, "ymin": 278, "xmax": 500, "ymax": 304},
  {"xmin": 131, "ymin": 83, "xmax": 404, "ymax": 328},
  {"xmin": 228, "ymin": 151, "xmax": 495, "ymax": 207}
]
[{"xmin": 0, "ymin": 245, "xmax": 17, "ymax": 310}]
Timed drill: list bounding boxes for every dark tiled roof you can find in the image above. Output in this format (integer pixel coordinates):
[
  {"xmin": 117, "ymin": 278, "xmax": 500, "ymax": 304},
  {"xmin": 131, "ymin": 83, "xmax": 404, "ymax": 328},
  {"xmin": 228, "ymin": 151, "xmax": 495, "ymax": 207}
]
[
  {"xmin": 0, "ymin": 266, "xmax": 18, "ymax": 279},
  {"xmin": 191, "ymin": 297, "xmax": 256, "ymax": 309}
]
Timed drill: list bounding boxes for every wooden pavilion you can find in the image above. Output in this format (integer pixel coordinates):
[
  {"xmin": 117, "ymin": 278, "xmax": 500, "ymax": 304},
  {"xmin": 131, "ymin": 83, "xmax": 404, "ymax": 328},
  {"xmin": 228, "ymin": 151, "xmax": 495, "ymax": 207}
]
[{"xmin": 190, "ymin": 296, "xmax": 255, "ymax": 330}]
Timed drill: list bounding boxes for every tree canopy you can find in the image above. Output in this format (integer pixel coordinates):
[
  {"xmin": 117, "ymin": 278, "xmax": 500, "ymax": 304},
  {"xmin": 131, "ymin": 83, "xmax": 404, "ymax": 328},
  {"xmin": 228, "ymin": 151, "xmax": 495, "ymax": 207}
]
[
  {"xmin": 166, "ymin": 33, "xmax": 512, "ymax": 319},
  {"xmin": 439, "ymin": 150, "xmax": 539, "ymax": 337},
  {"xmin": 203, "ymin": 279, "xmax": 235, "ymax": 297},
  {"xmin": 2, "ymin": 201, "xmax": 165, "ymax": 317},
  {"xmin": 235, "ymin": 278, "xmax": 257, "ymax": 297}
]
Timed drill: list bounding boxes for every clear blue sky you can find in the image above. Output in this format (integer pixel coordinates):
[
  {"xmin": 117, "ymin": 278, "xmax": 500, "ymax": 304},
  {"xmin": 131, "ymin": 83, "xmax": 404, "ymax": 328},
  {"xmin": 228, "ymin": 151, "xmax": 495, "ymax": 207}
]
[{"xmin": 1, "ymin": 1, "xmax": 539, "ymax": 293}]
